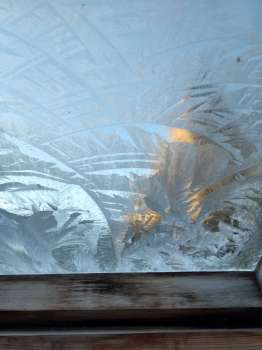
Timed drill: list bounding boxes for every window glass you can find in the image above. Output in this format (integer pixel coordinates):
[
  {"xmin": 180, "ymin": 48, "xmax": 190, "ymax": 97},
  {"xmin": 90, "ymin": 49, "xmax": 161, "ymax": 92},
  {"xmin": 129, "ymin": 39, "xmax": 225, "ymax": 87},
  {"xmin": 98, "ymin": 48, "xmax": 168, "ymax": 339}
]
[{"xmin": 0, "ymin": 0, "xmax": 261, "ymax": 273}]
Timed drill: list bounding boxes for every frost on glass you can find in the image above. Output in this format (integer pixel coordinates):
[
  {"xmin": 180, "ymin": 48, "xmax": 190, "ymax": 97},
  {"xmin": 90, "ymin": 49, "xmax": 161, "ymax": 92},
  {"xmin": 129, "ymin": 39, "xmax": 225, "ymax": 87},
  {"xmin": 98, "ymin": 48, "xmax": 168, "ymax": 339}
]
[{"xmin": 0, "ymin": 0, "xmax": 261, "ymax": 273}]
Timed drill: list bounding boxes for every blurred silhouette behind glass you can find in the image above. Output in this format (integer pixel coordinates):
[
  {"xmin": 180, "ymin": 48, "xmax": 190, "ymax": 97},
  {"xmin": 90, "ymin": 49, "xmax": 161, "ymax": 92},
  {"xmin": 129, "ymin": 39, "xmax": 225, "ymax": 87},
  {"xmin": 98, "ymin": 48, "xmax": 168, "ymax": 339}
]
[{"xmin": 0, "ymin": 0, "xmax": 261, "ymax": 273}]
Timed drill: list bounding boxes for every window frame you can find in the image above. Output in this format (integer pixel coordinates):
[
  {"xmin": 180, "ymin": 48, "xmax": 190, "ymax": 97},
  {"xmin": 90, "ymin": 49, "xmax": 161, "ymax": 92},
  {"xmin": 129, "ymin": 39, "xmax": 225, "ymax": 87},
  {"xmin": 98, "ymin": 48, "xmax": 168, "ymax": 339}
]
[
  {"xmin": 0, "ymin": 260, "xmax": 261, "ymax": 328},
  {"xmin": 0, "ymin": 261, "xmax": 261, "ymax": 348}
]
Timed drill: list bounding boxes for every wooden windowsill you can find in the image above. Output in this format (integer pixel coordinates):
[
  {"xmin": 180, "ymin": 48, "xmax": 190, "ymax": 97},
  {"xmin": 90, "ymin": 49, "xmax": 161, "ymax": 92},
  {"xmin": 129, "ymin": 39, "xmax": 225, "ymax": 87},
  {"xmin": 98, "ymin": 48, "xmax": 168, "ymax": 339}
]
[{"xmin": 0, "ymin": 260, "xmax": 261, "ymax": 348}]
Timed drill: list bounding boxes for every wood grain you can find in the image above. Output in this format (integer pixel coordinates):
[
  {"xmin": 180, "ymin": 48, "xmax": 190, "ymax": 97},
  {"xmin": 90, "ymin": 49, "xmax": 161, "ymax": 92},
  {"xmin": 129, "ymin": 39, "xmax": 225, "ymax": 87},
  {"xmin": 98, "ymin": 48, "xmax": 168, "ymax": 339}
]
[
  {"xmin": 0, "ymin": 272, "xmax": 261, "ymax": 309},
  {"xmin": 256, "ymin": 259, "xmax": 262, "ymax": 292},
  {"xmin": 0, "ymin": 270, "xmax": 261, "ymax": 327},
  {"xmin": 0, "ymin": 329, "xmax": 262, "ymax": 349},
  {"xmin": 0, "ymin": 262, "xmax": 261, "ymax": 348}
]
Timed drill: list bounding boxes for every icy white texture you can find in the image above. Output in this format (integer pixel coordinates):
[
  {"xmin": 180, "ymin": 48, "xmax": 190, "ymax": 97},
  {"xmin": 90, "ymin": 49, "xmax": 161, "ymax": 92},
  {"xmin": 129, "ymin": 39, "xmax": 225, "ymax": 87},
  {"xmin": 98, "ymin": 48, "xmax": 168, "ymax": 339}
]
[{"xmin": 0, "ymin": 0, "xmax": 261, "ymax": 273}]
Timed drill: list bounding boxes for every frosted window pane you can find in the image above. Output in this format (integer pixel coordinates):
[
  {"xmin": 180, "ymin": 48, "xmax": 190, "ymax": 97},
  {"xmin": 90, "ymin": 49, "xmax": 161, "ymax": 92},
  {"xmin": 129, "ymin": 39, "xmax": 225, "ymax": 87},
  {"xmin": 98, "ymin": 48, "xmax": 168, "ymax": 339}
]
[{"xmin": 0, "ymin": 0, "xmax": 261, "ymax": 273}]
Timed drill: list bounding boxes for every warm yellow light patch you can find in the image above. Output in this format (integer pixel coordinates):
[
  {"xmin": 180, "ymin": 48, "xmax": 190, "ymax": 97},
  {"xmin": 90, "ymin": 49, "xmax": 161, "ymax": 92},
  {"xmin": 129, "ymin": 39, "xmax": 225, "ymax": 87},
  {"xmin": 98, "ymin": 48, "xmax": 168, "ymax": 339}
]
[
  {"xmin": 124, "ymin": 209, "xmax": 162, "ymax": 234},
  {"xmin": 169, "ymin": 128, "xmax": 199, "ymax": 144},
  {"xmin": 186, "ymin": 164, "xmax": 262, "ymax": 222}
]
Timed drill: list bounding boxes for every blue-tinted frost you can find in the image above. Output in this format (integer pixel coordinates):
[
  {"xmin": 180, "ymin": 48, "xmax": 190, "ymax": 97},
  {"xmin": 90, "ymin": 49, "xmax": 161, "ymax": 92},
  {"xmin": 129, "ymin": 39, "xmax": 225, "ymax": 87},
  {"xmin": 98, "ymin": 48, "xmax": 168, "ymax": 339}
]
[{"xmin": 0, "ymin": 0, "xmax": 261, "ymax": 273}]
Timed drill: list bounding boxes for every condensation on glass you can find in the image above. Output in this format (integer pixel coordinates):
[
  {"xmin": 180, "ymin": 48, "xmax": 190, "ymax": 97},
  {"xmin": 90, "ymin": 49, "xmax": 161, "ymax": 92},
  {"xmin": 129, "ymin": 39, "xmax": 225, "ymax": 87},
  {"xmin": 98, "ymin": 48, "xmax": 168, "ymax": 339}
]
[{"xmin": 0, "ymin": 0, "xmax": 261, "ymax": 273}]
